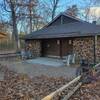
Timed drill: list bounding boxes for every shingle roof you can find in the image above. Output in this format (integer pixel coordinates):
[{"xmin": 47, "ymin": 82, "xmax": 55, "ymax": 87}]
[
  {"xmin": 24, "ymin": 21, "xmax": 100, "ymax": 39},
  {"xmin": 24, "ymin": 12, "xmax": 100, "ymax": 40},
  {"xmin": 44, "ymin": 12, "xmax": 83, "ymax": 27}
]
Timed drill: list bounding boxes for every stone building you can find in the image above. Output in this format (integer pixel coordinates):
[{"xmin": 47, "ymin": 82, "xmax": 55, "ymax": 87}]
[{"xmin": 24, "ymin": 13, "xmax": 100, "ymax": 64}]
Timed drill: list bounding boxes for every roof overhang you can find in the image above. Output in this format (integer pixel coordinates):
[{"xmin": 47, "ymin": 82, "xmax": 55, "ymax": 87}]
[{"xmin": 23, "ymin": 32, "xmax": 98, "ymax": 40}]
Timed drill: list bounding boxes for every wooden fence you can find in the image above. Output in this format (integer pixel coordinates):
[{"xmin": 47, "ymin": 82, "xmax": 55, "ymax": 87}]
[
  {"xmin": 42, "ymin": 76, "xmax": 81, "ymax": 100},
  {"xmin": 0, "ymin": 39, "xmax": 25, "ymax": 53}
]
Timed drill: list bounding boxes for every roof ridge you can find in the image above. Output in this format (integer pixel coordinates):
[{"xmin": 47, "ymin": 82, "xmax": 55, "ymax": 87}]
[
  {"xmin": 44, "ymin": 12, "xmax": 83, "ymax": 28},
  {"xmin": 62, "ymin": 12, "xmax": 83, "ymax": 22}
]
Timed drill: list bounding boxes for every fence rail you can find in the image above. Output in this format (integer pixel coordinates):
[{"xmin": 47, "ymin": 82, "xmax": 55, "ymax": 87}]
[
  {"xmin": 0, "ymin": 52, "xmax": 21, "ymax": 61},
  {"xmin": 42, "ymin": 76, "xmax": 81, "ymax": 100}
]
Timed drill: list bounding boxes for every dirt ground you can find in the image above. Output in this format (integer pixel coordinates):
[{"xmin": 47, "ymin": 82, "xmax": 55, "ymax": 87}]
[
  {"xmin": 0, "ymin": 60, "xmax": 77, "ymax": 79},
  {"xmin": 0, "ymin": 61, "xmax": 99, "ymax": 100},
  {"xmin": 0, "ymin": 61, "xmax": 77, "ymax": 99}
]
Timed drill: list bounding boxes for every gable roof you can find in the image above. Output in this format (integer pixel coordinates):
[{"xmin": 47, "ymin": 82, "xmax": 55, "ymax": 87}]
[
  {"xmin": 45, "ymin": 12, "xmax": 83, "ymax": 27},
  {"xmin": 24, "ymin": 13, "xmax": 100, "ymax": 40}
]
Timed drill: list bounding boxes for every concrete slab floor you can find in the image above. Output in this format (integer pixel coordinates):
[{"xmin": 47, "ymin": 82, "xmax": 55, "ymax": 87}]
[
  {"xmin": 26, "ymin": 57, "xmax": 64, "ymax": 67},
  {"xmin": 0, "ymin": 57, "xmax": 79, "ymax": 78}
]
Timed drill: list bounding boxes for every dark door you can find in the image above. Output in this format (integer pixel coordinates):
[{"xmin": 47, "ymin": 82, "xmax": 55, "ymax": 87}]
[{"xmin": 42, "ymin": 39, "xmax": 60, "ymax": 57}]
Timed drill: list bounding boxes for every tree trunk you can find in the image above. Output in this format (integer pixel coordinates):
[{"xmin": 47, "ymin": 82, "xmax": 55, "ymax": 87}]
[
  {"xmin": 51, "ymin": 0, "xmax": 60, "ymax": 20},
  {"xmin": 11, "ymin": 3, "xmax": 20, "ymax": 51},
  {"xmin": 52, "ymin": 6, "xmax": 56, "ymax": 20}
]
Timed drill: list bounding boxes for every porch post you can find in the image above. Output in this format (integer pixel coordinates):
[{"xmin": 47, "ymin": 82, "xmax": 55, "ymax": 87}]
[
  {"xmin": 60, "ymin": 40, "xmax": 62, "ymax": 58},
  {"xmin": 93, "ymin": 35, "xmax": 97, "ymax": 65}
]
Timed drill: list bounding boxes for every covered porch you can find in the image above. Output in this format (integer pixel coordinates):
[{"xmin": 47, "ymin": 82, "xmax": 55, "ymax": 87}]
[
  {"xmin": 41, "ymin": 38, "xmax": 73, "ymax": 58},
  {"xmin": 24, "ymin": 13, "xmax": 100, "ymax": 64},
  {"xmin": 26, "ymin": 35, "xmax": 98, "ymax": 65}
]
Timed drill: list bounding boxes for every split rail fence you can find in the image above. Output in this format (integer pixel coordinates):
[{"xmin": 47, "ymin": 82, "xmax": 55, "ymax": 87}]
[
  {"xmin": 42, "ymin": 63, "xmax": 100, "ymax": 100},
  {"xmin": 42, "ymin": 76, "xmax": 82, "ymax": 100}
]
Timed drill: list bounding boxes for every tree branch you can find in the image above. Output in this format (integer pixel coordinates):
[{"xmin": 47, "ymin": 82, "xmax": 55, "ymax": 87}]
[{"xmin": 3, "ymin": 0, "xmax": 11, "ymax": 12}]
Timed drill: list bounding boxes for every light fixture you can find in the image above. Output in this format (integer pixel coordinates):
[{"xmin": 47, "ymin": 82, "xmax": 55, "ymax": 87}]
[
  {"xmin": 69, "ymin": 40, "xmax": 72, "ymax": 44},
  {"xmin": 57, "ymin": 40, "xmax": 60, "ymax": 45}
]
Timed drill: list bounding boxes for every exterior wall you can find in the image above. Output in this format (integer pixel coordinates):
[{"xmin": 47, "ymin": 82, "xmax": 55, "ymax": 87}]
[
  {"xmin": 73, "ymin": 37, "xmax": 94, "ymax": 63},
  {"xmin": 25, "ymin": 36, "xmax": 100, "ymax": 63},
  {"xmin": 26, "ymin": 40, "xmax": 41, "ymax": 57},
  {"xmin": 96, "ymin": 36, "xmax": 100, "ymax": 62}
]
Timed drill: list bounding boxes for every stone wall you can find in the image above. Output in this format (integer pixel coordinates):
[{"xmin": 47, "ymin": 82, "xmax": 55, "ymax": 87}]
[
  {"xmin": 26, "ymin": 40, "xmax": 41, "ymax": 57},
  {"xmin": 25, "ymin": 36, "xmax": 100, "ymax": 63},
  {"xmin": 96, "ymin": 36, "xmax": 100, "ymax": 62},
  {"xmin": 73, "ymin": 37, "xmax": 94, "ymax": 63}
]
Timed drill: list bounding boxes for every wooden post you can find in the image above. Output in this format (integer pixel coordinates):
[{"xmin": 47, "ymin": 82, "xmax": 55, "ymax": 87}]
[
  {"xmin": 60, "ymin": 15, "xmax": 63, "ymax": 58},
  {"xmin": 60, "ymin": 40, "xmax": 62, "ymax": 58},
  {"xmin": 94, "ymin": 35, "xmax": 97, "ymax": 65}
]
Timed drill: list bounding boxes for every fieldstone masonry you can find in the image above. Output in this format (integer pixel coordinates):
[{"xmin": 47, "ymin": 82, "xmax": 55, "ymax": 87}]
[
  {"xmin": 73, "ymin": 37, "xmax": 94, "ymax": 63},
  {"xmin": 26, "ymin": 36, "xmax": 100, "ymax": 63},
  {"xmin": 96, "ymin": 36, "xmax": 100, "ymax": 62},
  {"xmin": 73, "ymin": 36, "xmax": 100, "ymax": 63},
  {"xmin": 26, "ymin": 40, "xmax": 41, "ymax": 57}
]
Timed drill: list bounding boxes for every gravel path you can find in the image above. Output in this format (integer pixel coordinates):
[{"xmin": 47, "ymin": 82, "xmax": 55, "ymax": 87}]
[{"xmin": 0, "ymin": 61, "xmax": 77, "ymax": 78}]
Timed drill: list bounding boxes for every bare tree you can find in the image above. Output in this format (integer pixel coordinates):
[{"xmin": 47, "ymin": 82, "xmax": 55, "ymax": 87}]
[
  {"xmin": 50, "ymin": 0, "xmax": 60, "ymax": 20},
  {"xmin": 3, "ymin": 0, "xmax": 20, "ymax": 50},
  {"xmin": 40, "ymin": 0, "xmax": 60, "ymax": 21},
  {"xmin": 65, "ymin": 5, "xmax": 78, "ymax": 17},
  {"xmin": 1, "ymin": 0, "xmax": 39, "ymax": 50},
  {"xmin": 80, "ymin": 0, "xmax": 100, "ymax": 22},
  {"xmin": 16, "ymin": 0, "xmax": 41, "ymax": 33}
]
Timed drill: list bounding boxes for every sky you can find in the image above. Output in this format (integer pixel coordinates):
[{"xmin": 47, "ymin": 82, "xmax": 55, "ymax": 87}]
[
  {"xmin": 43, "ymin": 0, "xmax": 87, "ymax": 12},
  {"xmin": 57, "ymin": 0, "xmax": 100, "ymax": 21},
  {"xmin": 43, "ymin": 0, "xmax": 99, "ymax": 10},
  {"xmin": 0, "ymin": 0, "xmax": 100, "ymax": 21},
  {"xmin": 0, "ymin": 0, "xmax": 100, "ymax": 33},
  {"xmin": 42, "ymin": 0, "xmax": 100, "ymax": 19}
]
